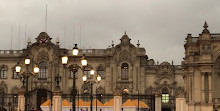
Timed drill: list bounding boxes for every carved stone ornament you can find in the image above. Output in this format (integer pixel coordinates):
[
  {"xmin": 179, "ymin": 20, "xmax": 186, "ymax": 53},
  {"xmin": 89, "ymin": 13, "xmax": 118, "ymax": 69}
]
[
  {"xmin": 37, "ymin": 50, "xmax": 49, "ymax": 61},
  {"xmin": 175, "ymin": 87, "xmax": 185, "ymax": 97},
  {"xmin": 119, "ymin": 51, "xmax": 130, "ymax": 62},
  {"xmin": 97, "ymin": 86, "xmax": 105, "ymax": 94},
  {"xmin": 0, "ymin": 81, "xmax": 8, "ymax": 92},
  {"xmin": 145, "ymin": 85, "xmax": 153, "ymax": 95},
  {"xmin": 35, "ymin": 32, "xmax": 52, "ymax": 44},
  {"xmin": 11, "ymin": 86, "xmax": 19, "ymax": 93},
  {"xmin": 33, "ymin": 83, "xmax": 51, "ymax": 91},
  {"xmin": 120, "ymin": 34, "xmax": 131, "ymax": 46},
  {"xmin": 155, "ymin": 76, "xmax": 176, "ymax": 90}
]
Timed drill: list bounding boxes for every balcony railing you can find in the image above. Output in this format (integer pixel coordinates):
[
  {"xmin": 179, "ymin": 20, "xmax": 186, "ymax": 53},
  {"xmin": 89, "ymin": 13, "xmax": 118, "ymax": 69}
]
[{"xmin": 0, "ymin": 50, "xmax": 23, "ymax": 54}]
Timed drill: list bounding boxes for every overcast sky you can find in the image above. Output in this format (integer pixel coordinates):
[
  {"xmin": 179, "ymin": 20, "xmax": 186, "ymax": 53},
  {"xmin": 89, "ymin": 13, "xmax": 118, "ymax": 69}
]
[{"xmin": 0, "ymin": 0, "xmax": 220, "ymax": 64}]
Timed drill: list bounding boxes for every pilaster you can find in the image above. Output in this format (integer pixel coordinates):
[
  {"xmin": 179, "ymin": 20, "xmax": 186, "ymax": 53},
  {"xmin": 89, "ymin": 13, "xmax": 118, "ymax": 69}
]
[
  {"xmin": 155, "ymin": 93, "xmax": 161, "ymax": 111},
  {"xmin": 113, "ymin": 87, "xmax": 122, "ymax": 111},
  {"xmin": 17, "ymin": 88, "xmax": 25, "ymax": 111},
  {"xmin": 52, "ymin": 87, "xmax": 62, "ymax": 111}
]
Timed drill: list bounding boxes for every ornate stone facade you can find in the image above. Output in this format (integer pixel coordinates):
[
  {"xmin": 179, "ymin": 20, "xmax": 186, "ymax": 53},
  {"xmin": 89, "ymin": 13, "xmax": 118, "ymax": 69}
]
[
  {"xmin": 183, "ymin": 22, "xmax": 220, "ymax": 111},
  {"xmin": 0, "ymin": 32, "xmax": 184, "ymax": 111}
]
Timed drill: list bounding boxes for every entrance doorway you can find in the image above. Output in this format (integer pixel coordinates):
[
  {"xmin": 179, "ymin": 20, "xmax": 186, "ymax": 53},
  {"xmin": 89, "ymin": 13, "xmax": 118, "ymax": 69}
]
[
  {"xmin": 37, "ymin": 89, "xmax": 48, "ymax": 110},
  {"xmin": 162, "ymin": 108, "xmax": 171, "ymax": 111}
]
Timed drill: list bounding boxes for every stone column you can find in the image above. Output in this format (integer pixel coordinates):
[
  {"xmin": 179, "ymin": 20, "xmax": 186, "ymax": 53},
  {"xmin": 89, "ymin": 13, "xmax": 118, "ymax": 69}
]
[
  {"xmin": 208, "ymin": 73, "xmax": 212, "ymax": 103},
  {"xmin": 175, "ymin": 89, "xmax": 188, "ymax": 111},
  {"xmin": 155, "ymin": 93, "xmax": 161, "ymax": 111},
  {"xmin": 17, "ymin": 88, "xmax": 25, "ymax": 111},
  {"xmin": 113, "ymin": 87, "xmax": 122, "ymax": 111},
  {"xmin": 52, "ymin": 87, "xmax": 62, "ymax": 111},
  {"xmin": 201, "ymin": 72, "xmax": 207, "ymax": 103}
]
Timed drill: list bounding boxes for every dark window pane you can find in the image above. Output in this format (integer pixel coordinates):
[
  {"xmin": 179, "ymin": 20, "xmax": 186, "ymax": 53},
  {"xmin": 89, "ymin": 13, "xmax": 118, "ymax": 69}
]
[
  {"xmin": 97, "ymin": 66, "xmax": 105, "ymax": 78},
  {"xmin": 83, "ymin": 67, "xmax": 90, "ymax": 78},
  {"xmin": 0, "ymin": 67, "xmax": 7, "ymax": 78},
  {"xmin": 39, "ymin": 62, "xmax": 47, "ymax": 79},
  {"xmin": 121, "ymin": 63, "xmax": 128, "ymax": 80}
]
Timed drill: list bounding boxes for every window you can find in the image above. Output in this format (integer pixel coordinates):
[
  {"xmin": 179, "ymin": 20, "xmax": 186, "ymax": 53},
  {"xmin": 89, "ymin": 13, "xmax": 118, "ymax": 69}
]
[
  {"xmin": 162, "ymin": 93, "xmax": 169, "ymax": 103},
  {"xmin": 38, "ymin": 62, "xmax": 47, "ymax": 79},
  {"xmin": 205, "ymin": 73, "xmax": 209, "ymax": 103},
  {"xmin": 97, "ymin": 66, "xmax": 105, "ymax": 78},
  {"xmin": 121, "ymin": 63, "xmax": 128, "ymax": 80},
  {"xmin": 83, "ymin": 67, "xmax": 90, "ymax": 78},
  {"xmin": 13, "ymin": 69, "xmax": 19, "ymax": 79},
  {"xmin": 0, "ymin": 67, "xmax": 7, "ymax": 78},
  {"xmin": 162, "ymin": 89, "xmax": 169, "ymax": 103}
]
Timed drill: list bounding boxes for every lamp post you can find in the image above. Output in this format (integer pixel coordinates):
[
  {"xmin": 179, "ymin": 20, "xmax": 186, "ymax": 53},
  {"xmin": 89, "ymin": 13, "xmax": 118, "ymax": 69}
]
[
  {"xmin": 82, "ymin": 73, "xmax": 101, "ymax": 111},
  {"xmin": 62, "ymin": 44, "xmax": 91, "ymax": 111},
  {"xmin": 55, "ymin": 75, "xmax": 62, "ymax": 88},
  {"xmin": 8, "ymin": 98, "xmax": 11, "ymax": 111},
  {"xmin": 15, "ymin": 59, "xmax": 39, "ymax": 111}
]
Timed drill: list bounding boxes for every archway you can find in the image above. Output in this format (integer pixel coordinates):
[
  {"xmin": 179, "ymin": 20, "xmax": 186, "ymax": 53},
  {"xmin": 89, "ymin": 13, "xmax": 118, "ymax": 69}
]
[
  {"xmin": 37, "ymin": 89, "xmax": 48, "ymax": 110},
  {"xmin": 161, "ymin": 88, "xmax": 171, "ymax": 111},
  {"xmin": 162, "ymin": 108, "xmax": 171, "ymax": 111}
]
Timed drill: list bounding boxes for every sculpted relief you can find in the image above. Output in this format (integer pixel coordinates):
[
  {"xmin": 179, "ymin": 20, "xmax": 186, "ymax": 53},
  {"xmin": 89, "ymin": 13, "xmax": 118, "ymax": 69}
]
[
  {"xmin": 37, "ymin": 50, "xmax": 49, "ymax": 61},
  {"xmin": 119, "ymin": 51, "xmax": 130, "ymax": 62}
]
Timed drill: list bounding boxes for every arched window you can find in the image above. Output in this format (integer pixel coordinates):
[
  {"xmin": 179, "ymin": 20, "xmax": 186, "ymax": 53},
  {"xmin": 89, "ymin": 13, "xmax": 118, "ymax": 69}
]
[
  {"xmin": 0, "ymin": 67, "xmax": 7, "ymax": 79},
  {"xmin": 97, "ymin": 66, "xmax": 105, "ymax": 78},
  {"xmin": 13, "ymin": 69, "xmax": 19, "ymax": 79},
  {"xmin": 121, "ymin": 63, "xmax": 128, "ymax": 80},
  {"xmin": 38, "ymin": 62, "xmax": 48, "ymax": 79},
  {"xmin": 162, "ymin": 88, "xmax": 169, "ymax": 103},
  {"xmin": 83, "ymin": 67, "xmax": 90, "ymax": 78}
]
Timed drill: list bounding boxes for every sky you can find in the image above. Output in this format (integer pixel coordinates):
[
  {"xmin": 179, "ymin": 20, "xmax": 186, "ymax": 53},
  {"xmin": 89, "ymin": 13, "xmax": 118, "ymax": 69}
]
[{"xmin": 0, "ymin": 0, "xmax": 220, "ymax": 65}]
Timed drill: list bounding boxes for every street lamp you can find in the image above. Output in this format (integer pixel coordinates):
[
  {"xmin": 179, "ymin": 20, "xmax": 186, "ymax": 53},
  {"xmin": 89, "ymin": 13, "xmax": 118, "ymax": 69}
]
[
  {"xmin": 82, "ymin": 73, "xmax": 101, "ymax": 111},
  {"xmin": 61, "ymin": 44, "xmax": 90, "ymax": 111},
  {"xmin": 15, "ymin": 58, "xmax": 39, "ymax": 111}
]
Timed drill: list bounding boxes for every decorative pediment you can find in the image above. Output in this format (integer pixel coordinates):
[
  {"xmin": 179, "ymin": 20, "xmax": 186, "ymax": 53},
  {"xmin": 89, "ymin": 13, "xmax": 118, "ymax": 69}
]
[
  {"xmin": 0, "ymin": 64, "xmax": 8, "ymax": 70},
  {"xmin": 154, "ymin": 76, "xmax": 176, "ymax": 89},
  {"xmin": 120, "ymin": 34, "xmax": 131, "ymax": 45},
  {"xmin": 115, "ymin": 33, "xmax": 136, "ymax": 51},
  {"xmin": 97, "ymin": 86, "xmax": 105, "ymax": 94},
  {"xmin": 35, "ymin": 32, "xmax": 52, "ymax": 44}
]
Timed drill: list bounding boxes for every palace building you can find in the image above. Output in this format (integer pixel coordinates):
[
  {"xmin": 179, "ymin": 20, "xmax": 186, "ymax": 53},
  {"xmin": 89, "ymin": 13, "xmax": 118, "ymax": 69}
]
[
  {"xmin": 0, "ymin": 22, "xmax": 219, "ymax": 111},
  {"xmin": 183, "ymin": 22, "xmax": 220, "ymax": 111}
]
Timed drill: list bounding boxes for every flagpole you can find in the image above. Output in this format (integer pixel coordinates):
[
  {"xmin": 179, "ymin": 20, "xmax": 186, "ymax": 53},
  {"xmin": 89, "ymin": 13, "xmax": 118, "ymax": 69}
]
[{"xmin": 45, "ymin": 3, "xmax": 48, "ymax": 32}]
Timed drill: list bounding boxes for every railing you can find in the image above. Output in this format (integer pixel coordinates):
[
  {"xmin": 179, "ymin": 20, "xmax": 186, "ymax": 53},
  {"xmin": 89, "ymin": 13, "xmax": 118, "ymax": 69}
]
[
  {"xmin": 0, "ymin": 50, "xmax": 23, "ymax": 54},
  {"xmin": 80, "ymin": 49, "xmax": 106, "ymax": 54}
]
